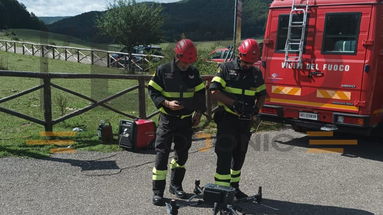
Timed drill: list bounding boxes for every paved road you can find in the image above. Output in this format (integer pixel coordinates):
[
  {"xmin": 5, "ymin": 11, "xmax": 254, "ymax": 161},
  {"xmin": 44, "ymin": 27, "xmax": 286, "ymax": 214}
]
[{"xmin": 0, "ymin": 129, "xmax": 382, "ymax": 215}]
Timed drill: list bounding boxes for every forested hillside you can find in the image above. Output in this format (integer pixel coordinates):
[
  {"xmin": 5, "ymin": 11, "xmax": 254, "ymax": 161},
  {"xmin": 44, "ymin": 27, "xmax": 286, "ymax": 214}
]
[
  {"xmin": 0, "ymin": 0, "xmax": 46, "ymax": 30},
  {"xmin": 48, "ymin": 0, "xmax": 272, "ymax": 42}
]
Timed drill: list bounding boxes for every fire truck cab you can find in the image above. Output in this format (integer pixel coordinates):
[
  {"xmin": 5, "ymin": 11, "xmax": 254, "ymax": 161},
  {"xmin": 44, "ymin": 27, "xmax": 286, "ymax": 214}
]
[{"xmin": 260, "ymin": 0, "xmax": 383, "ymax": 135}]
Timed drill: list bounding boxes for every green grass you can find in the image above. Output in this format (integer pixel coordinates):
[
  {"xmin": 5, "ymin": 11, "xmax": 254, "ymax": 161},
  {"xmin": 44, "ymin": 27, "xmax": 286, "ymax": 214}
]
[
  {"xmin": 0, "ymin": 51, "xmax": 159, "ymax": 158},
  {"xmin": 0, "ymin": 29, "xmax": 115, "ymax": 50}
]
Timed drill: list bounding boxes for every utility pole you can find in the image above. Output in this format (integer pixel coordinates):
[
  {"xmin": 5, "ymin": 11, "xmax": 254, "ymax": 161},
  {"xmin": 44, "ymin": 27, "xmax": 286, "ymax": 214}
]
[{"xmin": 232, "ymin": 0, "xmax": 243, "ymax": 60}]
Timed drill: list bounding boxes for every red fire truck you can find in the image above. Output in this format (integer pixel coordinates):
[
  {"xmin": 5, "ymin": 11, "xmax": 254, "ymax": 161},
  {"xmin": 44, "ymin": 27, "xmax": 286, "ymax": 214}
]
[{"xmin": 259, "ymin": 0, "xmax": 383, "ymax": 135}]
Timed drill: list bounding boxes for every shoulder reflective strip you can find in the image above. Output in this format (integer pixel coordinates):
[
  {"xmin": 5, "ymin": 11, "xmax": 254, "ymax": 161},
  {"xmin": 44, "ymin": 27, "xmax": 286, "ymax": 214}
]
[
  {"xmin": 148, "ymin": 80, "xmax": 163, "ymax": 92},
  {"xmin": 212, "ymin": 76, "xmax": 227, "ymax": 88},
  {"xmin": 194, "ymin": 82, "xmax": 206, "ymax": 92},
  {"xmin": 215, "ymin": 181, "xmax": 230, "ymax": 187},
  {"xmin": 230, "ymin": 169, "xmax": 241, "ymax": 175},
  {"xmin": 270, "ymin": 98, "xmax": 359, "ymax": 111},
  {"xmin": 214, "ymin": 173, "xmax": 231, "ymax": 180},
  {"xmin": 256, "ymin": 84, "xmax": 266, "ymax": 93},
  {"xmin": 169, "ymin": 159, "xmax": 185, "ymax": 169}
]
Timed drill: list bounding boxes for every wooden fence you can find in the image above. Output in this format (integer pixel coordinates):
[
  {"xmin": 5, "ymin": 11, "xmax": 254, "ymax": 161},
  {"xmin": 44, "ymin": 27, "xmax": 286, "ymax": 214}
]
[
  {"xmin": 0, "ymin": 40, "xmax": 164, "ymax": 72},
  {"xmin": 0, "ymin": 71, "xmax": 214, "ymax": 132}
]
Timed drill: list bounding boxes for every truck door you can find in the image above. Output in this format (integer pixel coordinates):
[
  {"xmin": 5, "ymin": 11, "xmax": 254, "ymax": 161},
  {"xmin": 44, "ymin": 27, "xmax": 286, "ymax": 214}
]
[{"xmin": 264, "ymin": 5, "xmax": 372, "ymax": 114}]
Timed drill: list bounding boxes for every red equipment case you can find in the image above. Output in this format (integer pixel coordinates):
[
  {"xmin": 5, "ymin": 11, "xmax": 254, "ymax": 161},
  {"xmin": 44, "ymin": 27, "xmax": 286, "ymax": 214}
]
[{"xmin": 118, "ymin": 119, "xmax": 156, "ymax": 150}]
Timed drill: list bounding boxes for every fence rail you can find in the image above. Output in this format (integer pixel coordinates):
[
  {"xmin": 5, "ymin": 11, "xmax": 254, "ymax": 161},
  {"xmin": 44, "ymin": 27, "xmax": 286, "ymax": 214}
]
[
  {"xmin": 0, "ymin": 40, "xmax": 164, "ymax": 72},
  {"xmin": 0, "ymin": 71, "xmax": 214, "ymax": 132}
]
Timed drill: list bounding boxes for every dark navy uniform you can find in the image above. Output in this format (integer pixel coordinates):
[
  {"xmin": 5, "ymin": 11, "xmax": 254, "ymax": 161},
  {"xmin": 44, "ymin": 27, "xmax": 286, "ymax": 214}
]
[
  {"xmin": 148, "ymin": 60, "xmax": 206, "ymax": 196},
  {"xmin": 209, "ymin": 58, "xmax": 266, "ymax": 188}
]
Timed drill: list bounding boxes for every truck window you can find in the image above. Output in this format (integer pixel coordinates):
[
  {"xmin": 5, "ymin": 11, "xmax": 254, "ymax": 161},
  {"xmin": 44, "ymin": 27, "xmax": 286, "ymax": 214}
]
[
  {"xmin": 322, "ymin": 13, "xmax": 361, "ymax": 55},
  {"xmin": 276, "ymin": 14, "xmax": 306, "ymax": 52}
]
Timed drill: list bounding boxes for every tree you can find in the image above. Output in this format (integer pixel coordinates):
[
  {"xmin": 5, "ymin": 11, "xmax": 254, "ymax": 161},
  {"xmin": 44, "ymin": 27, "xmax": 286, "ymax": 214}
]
[{"xmin": 97, "ymin": 0, "xmax": 164, "ymax": 53}]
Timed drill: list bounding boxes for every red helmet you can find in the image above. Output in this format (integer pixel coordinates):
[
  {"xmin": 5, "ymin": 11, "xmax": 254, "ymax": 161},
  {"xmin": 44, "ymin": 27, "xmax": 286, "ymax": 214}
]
[
  {"xmin": 238, "ymin": 39, "xmax": 260, "ymax": 63},
  {"xmin": 174, "ymin": 39, "xmax": 197, "ymax": 64}
]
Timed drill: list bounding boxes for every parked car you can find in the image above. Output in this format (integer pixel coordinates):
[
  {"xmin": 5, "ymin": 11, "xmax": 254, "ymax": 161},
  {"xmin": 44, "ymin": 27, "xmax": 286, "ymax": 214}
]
[
  {"xmin": 207, "ymin": 47, "xmax": 233, "ymax": 63},
  {"xmin": 110, "ymin": 45, "xmax": 163, "ymax": 68},
  {"xmin": 208, "ymin": 45, "xmax": 262, "ymax": 68}
]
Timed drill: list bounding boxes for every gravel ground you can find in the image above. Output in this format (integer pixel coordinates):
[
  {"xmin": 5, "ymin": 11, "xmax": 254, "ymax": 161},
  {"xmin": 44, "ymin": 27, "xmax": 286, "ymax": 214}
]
[{"xmin": 1, "ymin": 128, "xmax": 382, "ymax": 215}]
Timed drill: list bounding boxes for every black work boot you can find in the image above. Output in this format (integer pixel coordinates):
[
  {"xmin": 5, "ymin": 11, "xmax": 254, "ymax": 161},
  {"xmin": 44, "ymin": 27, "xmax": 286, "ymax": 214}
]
[
  {"xmin": 152, "ymin": 193, "xmax": 165, "ymax": 206},
  {"xmin": 231, "ymin": 182, "xmax": 248, "ymax": 200},
  {"xmin": 169, "ymin": 168, "xmax": 187, "ymax": 199},
  {"xmin": 153, "ymin": 180, "xmax": 166, "ymax": 206}
]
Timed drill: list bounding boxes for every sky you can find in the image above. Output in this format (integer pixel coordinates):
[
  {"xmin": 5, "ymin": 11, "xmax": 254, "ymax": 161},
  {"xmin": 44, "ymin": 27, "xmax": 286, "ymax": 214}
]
[{"xmin": 18, "ymin": 0, "xmax": 181, "ymax": 17}]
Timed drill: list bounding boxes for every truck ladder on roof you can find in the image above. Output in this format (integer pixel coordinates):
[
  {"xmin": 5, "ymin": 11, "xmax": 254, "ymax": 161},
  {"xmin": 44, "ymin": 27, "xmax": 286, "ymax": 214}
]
[{"xmin": 284, "ymin": 0, "xmax": 310, "ymax": 67}]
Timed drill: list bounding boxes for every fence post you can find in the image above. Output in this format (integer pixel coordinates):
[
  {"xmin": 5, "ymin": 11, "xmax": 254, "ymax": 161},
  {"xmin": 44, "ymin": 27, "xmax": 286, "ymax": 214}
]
[
  {"xmin": 65, "ymin": 48, "xmax": 68, "ymax": 61},
  {"xmin": 13, "ymin": 42, "xmax": 16, "ymax": 53},
  {"xmin": 41, "ymin": 45, "xmax": 44, "ymax": 57},
  {"xmin": 52, "ymin": 48, "xmax": 55, "ymax": 59},
  {"xmin": 106, "ymin": 53, "xmax": 110, "ymax": 67},
  {"xmin": 138, "ymin": 77, "xmax": 147, "ymax": 119},
  {"xmin": 32, "ymin": 45, "xmax": 35, "ymax": 56},
  {"xmin": 5, "ymin": 42, "xmax": 8, "ymax": 52},
  {"xmin": 91, "ymin": 50, "xmax": 94, "ymax": 65},
  {"xmin": 77, "ymin": 50, "xmax": 80, "ymax": 63},
  {"xmin": 22, "ymin": 44, "xmax": 25, "ymax": 55},
  {"xmin": 43, "ymin": 77, "xmax": 53, "ymax": 132}
]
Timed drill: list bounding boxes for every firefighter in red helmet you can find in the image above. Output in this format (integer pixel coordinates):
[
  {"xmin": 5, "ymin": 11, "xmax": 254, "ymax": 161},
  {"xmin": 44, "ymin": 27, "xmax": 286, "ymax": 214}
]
[
  {"xmin": 148, "ymin": 39, "xmax": 206, "ymax": 206},
  {"xmin": 209, "ymin": 39, "xmax": 266, "ymax": 199}
]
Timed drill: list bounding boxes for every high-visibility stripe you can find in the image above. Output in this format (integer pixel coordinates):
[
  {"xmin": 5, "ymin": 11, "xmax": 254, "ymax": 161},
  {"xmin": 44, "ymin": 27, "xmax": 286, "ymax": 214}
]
[
  {"xmin": 230, "ymin": 169, "xmax": 241, "ymax": 176},
  {"xmin": 212, "ymin": 76, "xmax": 227, "ymax": 88},
  {"xmin": 214, "ymin": 173, "xmax": 231, "ymax": 180},
  {"xmin": 169, "ymin": 159, "xmax": 185, "ymax": 169},
  {"xmin": 317, "ymin": 90, "xmax": 351, "ymax": 101},
  {"xmin": 224, "ymin": 87, "xmax": 242, "ymax": 95},
  {"xmin": 231, "ymin": 177, "xmax": 240, "ymax": 183},
  {"xmin": 152, "ymin": 168, "xmax": 167, "ymax": 181},
  {"xmin": 195, "ymin": 82, "xmax": 205, "ymax": 92},
  {"xmin": 272, "ymin": 86, "xmax": 301, "ymax": 96},
  {"xmin": 230, "ymin": 169, "xmax": 241, "ymax": 183},
  {"xmin": 161, "ymin": 91, "xmax": 194, "ymax": 98},
  {"xmin": 215, "ymin": 181, "xmax": 230, "ymax": 187},
  {"xmin": 148, "ymin": 80, "xmax": 163, "ymax": 92},
  {"xmin": 218, "ymin": 103, "xmax": 239, "ymax": 116},
  {"xmin": 256, "ymin": 84, "xmax": 266, "ymax": 93},
  {"xmin": 159, "ymin": 107, "xmax": 193, "ymax": 119},
  {"xmin": 224, "ymin": 87, "xmax": 258, "ymax": 96},
  {"xmin": 270, "ymin": 98, "xmax": 359, "ymax": 111},
  {"xmin": 183, "ymin": 92, "xmax": 195, "ymax": 98}
]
